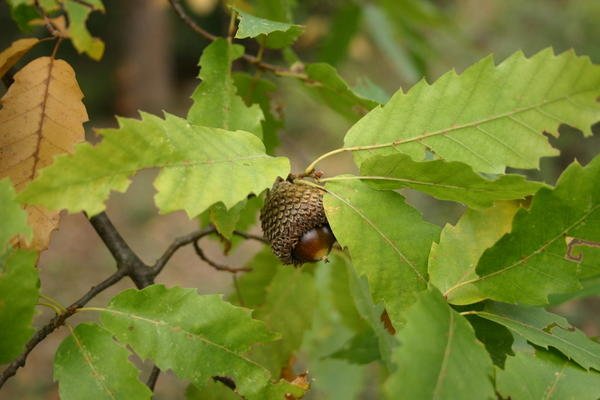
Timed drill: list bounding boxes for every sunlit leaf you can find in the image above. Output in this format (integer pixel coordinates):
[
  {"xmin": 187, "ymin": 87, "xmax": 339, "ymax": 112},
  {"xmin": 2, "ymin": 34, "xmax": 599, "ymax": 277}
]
[
  {"xmin": 470, "ymin": 157, "xmax": 600, "ymax": 304},
  {"xmin": 100, "ymin": 285, "xmax": 303, "ymax": 399},
  {"xmin": 0, "ymin": 57, "xmax": 87, "ymax": 251},
  {"xmin": 19, "ymin": 112, "xmax": 290, "ymax": 218},
  {"xmin": 384, "ymin": 288, "xmax": 495, "ymax": 400},
  {"xmin": 0, "ymin": 249, "xmax": 38, "ymax": 363},
  {"xmin": 0, "ymin": 179, "xmax": 31, "ymax": 250},
  {"xmin": 235, "ymin": 8, "xmax": 303, "ymax": 49},
  {"xmin": 188, "ymin": 39, "xmax": 263, "ymax": 138},
  {"xmin": 497, "ymin": 348, "xmax": 600, "ymax": 400},
  {"xmin": 234, "ymin": 72, "xmax": 282, "ymax": 154},
  {"xmin": 62, "ymin": 0, "xmax": 105, "ymax": 60},
  {"xmin": 345, "ymin": 49, "xmax": 600, "ymax": 173},
  {"xmin": 429, "ymin": 201, "xmax": 520, "ymax": 305},
  {"xmin": 54, "ymin": 323, "xmax": 151, "ymax": 400},
  {"xmin": 304, "ymin": 63, "xmax": 379, "ymax": 122},
  {"xmin": 0, "ymin": 38, "xmax": 39, "ymax": 77},
  {"xmin": 250, "ymin": 267, "xmax": 317, "ymax": 375},
  {"xmin": 324, "ymin": 179, "xmax": 440, "ymax": 328}
]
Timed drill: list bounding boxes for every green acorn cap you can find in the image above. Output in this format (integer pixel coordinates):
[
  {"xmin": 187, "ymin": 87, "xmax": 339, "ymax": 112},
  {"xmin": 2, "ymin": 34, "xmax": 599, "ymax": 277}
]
[{"xmin": 260, "ymin": 177, "xmax": 330, "ymax": 265}]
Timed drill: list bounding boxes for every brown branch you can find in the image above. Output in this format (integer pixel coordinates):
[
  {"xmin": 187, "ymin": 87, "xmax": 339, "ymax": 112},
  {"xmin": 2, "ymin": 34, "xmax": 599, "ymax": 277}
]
[
  {"xmin": 193, "ymin": 240, "xmax": 252, "ymax": 274},
  {"xmin": 0, "ymin": 269, "xmax": 127, "ymax": 388},
  {"xmin": 88, "ymin": 212, "xmax": 154, "ymax": 288},
  {"xmin": 151, "ymin": 227, "xmax": 217, "ymax": 275},
  {"xmin": 146, "ymin": 365, "xmax": 161, "ymax": 390},
  {"xmin": 168, "ymin": 0, "xmax": 216, "ymax": 40},
  {"xmin": 232, "ymin": 230, "xmax": 268, "ymax": 244},
  {"xmin": 167, "ymin": 0, "xmax": 310, "ymax": 81}
]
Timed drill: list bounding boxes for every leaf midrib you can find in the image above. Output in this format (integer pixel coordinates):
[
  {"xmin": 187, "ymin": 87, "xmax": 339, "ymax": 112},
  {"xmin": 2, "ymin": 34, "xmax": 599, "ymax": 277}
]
[
  {"xmin": 347, "ymin": 90, "xmax": 596, "ymax": 152},
  {"xmin": 324, "ymin": 186, "xmax": 426, "ymax": 283},
  {"xmin": 102, "ymin": 308, "xmax": 265, "ymax": 369}
]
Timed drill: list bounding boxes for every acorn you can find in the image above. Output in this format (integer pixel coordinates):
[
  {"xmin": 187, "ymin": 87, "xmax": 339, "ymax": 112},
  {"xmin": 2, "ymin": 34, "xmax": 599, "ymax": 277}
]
[{"xmin": 260, "ymin": 177, "xmax": 336, "ymax": 265}]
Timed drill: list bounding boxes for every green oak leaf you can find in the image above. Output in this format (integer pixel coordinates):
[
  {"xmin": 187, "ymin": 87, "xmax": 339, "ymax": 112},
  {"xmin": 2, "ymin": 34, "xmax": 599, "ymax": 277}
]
[
  {"xmin": 468, "ymin": 157, "xmax": 600, "ymax": 304},
  {"xmin": 345, "ymin": 48, "xmax": 600, "ymax": 173},
  {"xmin": 0, "ymin": 179, "xmax": 31, "ymax": 251},
  {"xmin": 343, "ymin": 254, "xmax": 397, "ymax": 370},
  {"xmin": 429, "ymin": 201, "xmax": 520, "ymax": 305},
  {"xmin": 0, "ymin": 249, "xmax": 38, "ymax": 363},
  {"xmin": 100, "ymin": 285, "xmax": 303, "ymax": 399},
  {"xmin": 230, "ymin": 247, "xmax": 280, "ymax": 308},
  {"xmin": 304, "ymin": 63, "xmax": 379, "ymax": 122},
  {"xmin": 234, "ymin": 8, "xmax": 303, "ymax": 49},
  {"xmin": 466, "ymin": 316, "xmax": 514, "ymax": 368},
  {"xmin": 324, "ymin": 179, "xmax": 440, "ymax": 328},
  {"xmin": 358, "ymin": 154, "xmax": 544, "ymax": 209},
  {"xmin": 249, "ymin": 267, "xmax": 317, "ymax": 375},
  {"xmin": 19, "ymin": 112, "xmax": 289, "ymax": 217},
  {"xmin": 497, "ymin": 348, "xmax": 600, "ymax": 400},
  {"xmin": 475, "ymin": 302, "xmax": 600, "ymax": 371},
  {"xmin": 54, "ymin": 323, "xmax": 151, "ymax": 400},
  {"xmin": 328, "ymin": 330, "xmax": 380, "ymax": 365},
  {"xmin": 188, "ymin": 38, "xmax": 263, "ymax": 138},
  {"xmin": 186, "ymin": 380, "xmax": 240, "ymax": 400},
  {"xmin": 63, "ymin": 0, "xmax": 105, "ymax": 60},
  {"xmin": 384, "ymin": 288, "xmax": 495, "ymax": 400},
  {"xmin": 234, "ymin": 72, "xmax": 282, "ymax": 154}
]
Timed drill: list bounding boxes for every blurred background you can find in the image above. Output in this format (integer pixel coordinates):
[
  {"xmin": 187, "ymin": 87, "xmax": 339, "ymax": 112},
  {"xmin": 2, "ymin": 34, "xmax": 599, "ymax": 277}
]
[{"xmin": 1, "ymin": 0, "xmax": 599, "ymax": 398}]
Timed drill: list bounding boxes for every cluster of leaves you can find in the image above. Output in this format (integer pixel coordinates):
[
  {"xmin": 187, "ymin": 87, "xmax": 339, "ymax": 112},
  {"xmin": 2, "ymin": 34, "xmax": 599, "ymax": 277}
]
[{"xmin": 1, "ymin": 0, "xmax": 600, "ymax": 399}]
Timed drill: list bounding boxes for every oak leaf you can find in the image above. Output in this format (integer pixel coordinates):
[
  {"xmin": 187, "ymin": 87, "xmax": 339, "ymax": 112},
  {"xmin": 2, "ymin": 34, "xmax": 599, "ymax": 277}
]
[
  {"xmin": 0, "ymin": 38, "xmax": 39, "ymax": 78},
  {"xmin": 0, "ymin": 56, "xmax": 88, "ymax": 251}
]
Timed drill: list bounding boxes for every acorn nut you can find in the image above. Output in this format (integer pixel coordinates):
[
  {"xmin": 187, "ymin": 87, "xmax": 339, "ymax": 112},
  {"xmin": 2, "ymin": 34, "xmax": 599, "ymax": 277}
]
[{"xmin": 260, "ymin": 178, "xmax": 336, "ymax": 265}]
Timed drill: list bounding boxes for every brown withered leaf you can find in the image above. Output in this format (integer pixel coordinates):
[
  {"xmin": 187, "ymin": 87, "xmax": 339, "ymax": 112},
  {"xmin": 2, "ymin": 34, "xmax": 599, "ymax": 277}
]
[
  {"xmin": 0, "ymin": 38, "xmax": 40, "ymax": 78},
  {"xmin": 0, "ymin": 56, "xmax": 88, "ymax": 251}
]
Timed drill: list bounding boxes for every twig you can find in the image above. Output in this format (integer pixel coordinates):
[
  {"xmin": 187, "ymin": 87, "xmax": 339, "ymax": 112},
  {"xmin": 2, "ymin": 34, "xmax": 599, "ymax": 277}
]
[
  {"xmin": 33, "ymin": 0, "xmax": 61, "ymax": 37},
  {"xmin": 167, "ymin": 0, "xmax": 310, "ymax": 81},
  {"xmin": 168, "ymin": 0, "xmax": 216, "ymax": 40},
  {"xmin": 0, "ymin": 269, "xmax": 127, "ymax": 388},
  {"xmin": 232, "ymin": 230, "xmax": 268, "ymax": 244},
  {"xmin": 146, "ymin": 366, "xmax": 161, "ymax": 390},
  {"xmin": 152, "ymin": 227, "xmax": 217, "ymax": 275},
  {"xmin": 192, "ymin": 240, "xmax": 252, "ymax": 273}
]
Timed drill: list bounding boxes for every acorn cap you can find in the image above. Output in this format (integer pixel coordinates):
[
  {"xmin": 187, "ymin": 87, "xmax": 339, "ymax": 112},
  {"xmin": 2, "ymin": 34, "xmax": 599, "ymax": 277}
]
[{"xmin": 260, "ymin": 178, "xmax": 328, "ymax": 265}]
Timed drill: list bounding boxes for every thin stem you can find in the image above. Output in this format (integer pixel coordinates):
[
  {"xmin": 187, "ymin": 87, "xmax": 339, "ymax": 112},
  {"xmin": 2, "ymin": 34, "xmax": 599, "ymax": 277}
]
[
  {"xmin": 39, "ymin": 293, "xmax": 67, "ymax": 312},
  {"xmin": 459, "ymin": 311, "xmax": 479, "ymax": 316},
  {"xmin": 232, "ymin": 230, "xmax": 268, "ymax": 244},
  {"xmin": 152, "ymin": 227, "xmax": 217, "ymax": 275},
  {"xmin": 37, "ymin": 302, "xmax": 63, "ymax": 315},
  {"xmin": 167, "ymin": 0, "xmax": 311, "ymax": 82},
  {"xmin": 227, "ymin": 7, "xmax": 237, "ymax": 42},
  {"xmin": 50, "ymin": 37, "xmax": 63, "ymax": 58},
  {"xmin": 75, "ymin": 306, "xmax": 107, "ymax": 313},
  {"xmin": 168, "ymin": 0, "xmax": 217, "ymax": 40},
  {"xmin": 192, "ymin": 240, "xmax": 252, "ymax": 274}
]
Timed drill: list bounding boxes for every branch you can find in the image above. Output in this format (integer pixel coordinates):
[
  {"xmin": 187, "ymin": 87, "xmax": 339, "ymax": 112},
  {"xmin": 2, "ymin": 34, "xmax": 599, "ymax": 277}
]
[
  {"xmin": 193, "ymin": 240, "xmax": 252, "ymax": 274},
  {"xmin": 88, "ymin": 212, "xmax": 154, "ymax": 288},
  {"xmin": 146, "ymin": 365, "xmax": 161, "ymax": 390},
  {"xmin": 167, "ymin": 0, "xmax": 310, "ymax": 81},
  {"xmin": 151, "ymin": 227, "xmax": 216, "ymax": 276},
  {"xmin": 0, "ymin": 269, "xmax": 127, "ymax": 388}
]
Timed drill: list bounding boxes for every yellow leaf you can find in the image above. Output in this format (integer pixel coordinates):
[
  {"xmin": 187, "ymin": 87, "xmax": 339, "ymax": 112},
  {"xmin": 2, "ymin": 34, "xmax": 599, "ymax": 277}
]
[
  {"xmin": 0, "ymin": 57, "xmax": 88, "ymax": 251},
  {"xmin": 0, "ymin": 38, "xmax": 40, "ymax": 78}
]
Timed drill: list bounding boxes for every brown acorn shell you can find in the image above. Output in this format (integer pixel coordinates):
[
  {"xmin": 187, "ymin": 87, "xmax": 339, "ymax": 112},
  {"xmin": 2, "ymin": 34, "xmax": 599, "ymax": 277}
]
[{"xmin": 260, "ymin": 178, "xmax": 327, "ymax": 265}]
